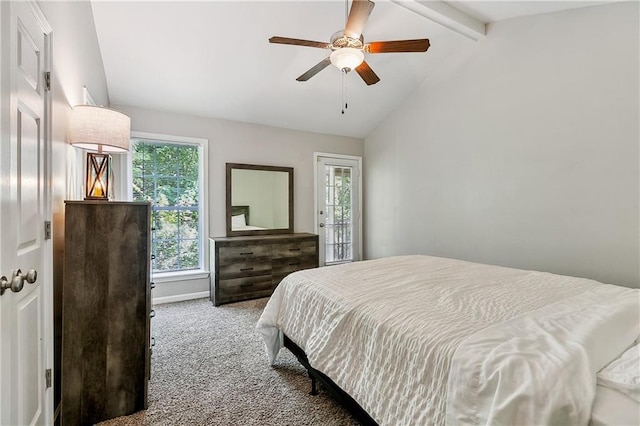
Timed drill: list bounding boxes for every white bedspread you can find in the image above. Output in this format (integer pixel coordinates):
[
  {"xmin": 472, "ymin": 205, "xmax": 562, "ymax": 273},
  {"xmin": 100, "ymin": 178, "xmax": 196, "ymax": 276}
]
[
  {"xmin": 447, "ymin": 285, "xmax": 639, "ymax": 425},
  {"xmin": 256, "ymin": 255, "xmax": 640, "ymax": 425}
]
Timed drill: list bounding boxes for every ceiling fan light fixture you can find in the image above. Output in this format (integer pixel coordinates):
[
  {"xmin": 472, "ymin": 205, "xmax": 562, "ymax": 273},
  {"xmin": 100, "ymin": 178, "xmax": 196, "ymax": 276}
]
[{"xmin": 330, "ymin": 47, "xmax": 364, "ymax": 72}]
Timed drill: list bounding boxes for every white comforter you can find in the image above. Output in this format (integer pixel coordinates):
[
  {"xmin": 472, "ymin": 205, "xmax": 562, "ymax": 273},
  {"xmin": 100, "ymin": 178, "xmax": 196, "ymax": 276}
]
[{"xmin": 256, "ymin": 255, "xmax": 640, "ymax": 425}]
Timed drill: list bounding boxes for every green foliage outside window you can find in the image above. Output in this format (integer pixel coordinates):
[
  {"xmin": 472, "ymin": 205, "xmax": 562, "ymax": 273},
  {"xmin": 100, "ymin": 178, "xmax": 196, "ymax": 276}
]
[{"xmin": 132, "ymin": 140, "xmax": 201, "ymax": 272}]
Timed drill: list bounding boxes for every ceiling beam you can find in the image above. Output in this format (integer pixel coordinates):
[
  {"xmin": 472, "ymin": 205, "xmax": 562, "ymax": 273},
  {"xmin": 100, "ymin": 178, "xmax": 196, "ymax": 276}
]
[{"xmin": 390, "ymin": 0, "xmax": 486, "ymax": 41}]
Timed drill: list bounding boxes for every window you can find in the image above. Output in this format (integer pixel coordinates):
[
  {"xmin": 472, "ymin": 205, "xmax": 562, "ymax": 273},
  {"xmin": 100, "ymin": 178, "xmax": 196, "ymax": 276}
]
[{"xmin": 131, "ymin": 135, "xmax": 206, "ymax": 274}]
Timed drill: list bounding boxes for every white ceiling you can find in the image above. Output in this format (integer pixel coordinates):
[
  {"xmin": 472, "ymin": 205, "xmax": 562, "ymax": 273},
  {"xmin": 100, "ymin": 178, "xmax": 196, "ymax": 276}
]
[
  {"xmin": 90, "ymin": 0, "xmax": 612, "ymax": 138},
  {"xmin": 449, "ymin": 0, "xmax": 611, "ymax": 22}
]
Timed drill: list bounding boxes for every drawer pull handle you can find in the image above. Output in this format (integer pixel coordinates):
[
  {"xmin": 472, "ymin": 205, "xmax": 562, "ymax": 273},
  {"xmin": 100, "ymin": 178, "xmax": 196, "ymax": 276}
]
[
  {"xmin": 150, "ymin": 309, "xmax": 156, "ymax": 318},
  {"xmin": 240, "ymin": 283, "xmax": 254, "ymax": 288},
  {"xmin": 289, "ymin": 248, "xmax": 301, "ymax": 251},
  {"xmin": 240, "ymin": 267, "xmax": 254, "ymax": 271},
  {"xmin": 289, "ymin": 262, "xmax": 300, "ymax": 266},
  {"xmin": 151, "ymin": 337, "xmax": 156, "ymax": 347},
  {"xmin": 240, "ymin": 252, "xmax": 254, "ymax": 255},
  {"xmin": 150, "ymin": 282, "xmax": 156, "ymax": 289}
]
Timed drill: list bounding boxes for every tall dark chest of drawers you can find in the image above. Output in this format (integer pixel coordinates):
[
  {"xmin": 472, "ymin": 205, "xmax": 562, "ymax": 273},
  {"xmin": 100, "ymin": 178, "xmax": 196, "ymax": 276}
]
[
  {"xmin": 62, "ymin": 201, "xmax": 151, "ymax": 425},
  {"xmin": 210, "ymin": 233, "xmax": 319, "ymax": 306}
]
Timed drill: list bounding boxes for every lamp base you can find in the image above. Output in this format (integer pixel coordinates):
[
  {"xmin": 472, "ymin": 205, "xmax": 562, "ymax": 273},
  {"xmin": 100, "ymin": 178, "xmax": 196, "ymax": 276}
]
[{"xmin": 85, "ymin": 152, "xmax": 110, "ymax": 201}]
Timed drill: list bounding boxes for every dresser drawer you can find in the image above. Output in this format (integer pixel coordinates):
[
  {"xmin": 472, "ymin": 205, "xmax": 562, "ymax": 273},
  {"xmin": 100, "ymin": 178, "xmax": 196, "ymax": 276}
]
[
  {"xmin": 272, "ymin": 255, "xmax": 317, "ymax": 276},
  {"xmin": 218, "ymin": 244, "xmax": 271, "ymax": 264},
  {"xmin": 272, "ymin": 240, "xmax": 317, "ymax": 258},
  {"xmin": 218, "ymin": 261, "xmax": 271, "ymax": 279},
  {"xmin": 218, "ymin": 276, "xmax": 274, "ymax": 299}
]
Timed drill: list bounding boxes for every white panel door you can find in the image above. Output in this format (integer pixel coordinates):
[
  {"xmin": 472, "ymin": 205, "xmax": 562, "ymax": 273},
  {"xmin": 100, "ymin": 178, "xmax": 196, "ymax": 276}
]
[
  {"xmin": 315, "ymin": 154, "xmax": 362, "ymax": 266},
  {"xmin": 0, "ymin": 1, "xmax": 51, "ymax": 425}
]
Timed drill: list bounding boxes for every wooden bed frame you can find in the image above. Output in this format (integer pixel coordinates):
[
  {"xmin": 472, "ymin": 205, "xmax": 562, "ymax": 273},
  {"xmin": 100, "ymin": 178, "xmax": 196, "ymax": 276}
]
[{"xmin": 283, "ymin": 334, "xmax": 379, "ymax": 426}]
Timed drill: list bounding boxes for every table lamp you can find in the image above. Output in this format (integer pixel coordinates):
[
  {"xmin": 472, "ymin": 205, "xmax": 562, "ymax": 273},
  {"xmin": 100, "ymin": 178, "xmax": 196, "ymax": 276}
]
[{"xmin": 69, "ymin": 105, "xmax": 131, "ymax": 200}]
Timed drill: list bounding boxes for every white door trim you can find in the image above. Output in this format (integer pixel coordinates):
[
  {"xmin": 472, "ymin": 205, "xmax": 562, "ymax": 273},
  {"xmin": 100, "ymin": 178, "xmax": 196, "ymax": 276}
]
[
  {"xmin": 40, "ymin": 3, "xmax": 54, "ymax": 423},
  {"xmin": 313, "ymin": 152, "xmax": 363, "ymax": 266},
  {"xmin": 27, "ymin": 2, "xmax": 54, "ymax": 421},
  {"xmin": 28, "ymin": 1, "xmax": 54, "ymax": 423}
]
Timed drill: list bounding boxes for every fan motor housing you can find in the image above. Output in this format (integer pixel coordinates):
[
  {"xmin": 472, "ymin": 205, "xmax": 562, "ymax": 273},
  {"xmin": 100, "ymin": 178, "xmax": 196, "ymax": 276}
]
[{"xmin": 330, "ymin": 31, "xmax": 364, "ymax": 50}]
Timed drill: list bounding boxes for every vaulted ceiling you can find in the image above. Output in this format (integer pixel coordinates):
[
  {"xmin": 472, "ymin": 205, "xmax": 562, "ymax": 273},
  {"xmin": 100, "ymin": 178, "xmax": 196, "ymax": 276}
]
[{"xmin": 91, "ymin": 1, "xmax": 612, "ymax": 138}]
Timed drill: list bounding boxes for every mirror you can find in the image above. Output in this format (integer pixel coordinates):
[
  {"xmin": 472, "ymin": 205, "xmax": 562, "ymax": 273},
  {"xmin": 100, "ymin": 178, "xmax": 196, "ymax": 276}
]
[{"xmin": 226, "ymin": 163, "xmax": 294, "ymax": 236}]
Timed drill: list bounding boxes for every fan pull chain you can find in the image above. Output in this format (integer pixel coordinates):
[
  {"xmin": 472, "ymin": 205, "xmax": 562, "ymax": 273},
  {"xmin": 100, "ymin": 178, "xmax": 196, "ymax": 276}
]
[
  {"xmin": 341, "ymin": 69, "xmax": 349, "ymax": 115},
  {"xmin": 341, "ymin": 70, "xmax": 344, "ymax": 114},
  {"xmin": 345, "ymin": 74, "xmax": 348, "ymax": 111}
]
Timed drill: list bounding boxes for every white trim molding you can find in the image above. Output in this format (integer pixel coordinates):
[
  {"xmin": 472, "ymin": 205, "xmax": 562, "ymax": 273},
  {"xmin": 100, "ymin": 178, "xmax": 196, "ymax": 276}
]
[
  {"xmin": 391, "ymin": 0, "xmax": 486, "ymax": 41},
  {"xmin": 153, "ymin": 269, "xmax": 210, "ymax": 284},
  {"xmin": 153, "ymin": 291, "xmax": 209, "ymax": 305}
]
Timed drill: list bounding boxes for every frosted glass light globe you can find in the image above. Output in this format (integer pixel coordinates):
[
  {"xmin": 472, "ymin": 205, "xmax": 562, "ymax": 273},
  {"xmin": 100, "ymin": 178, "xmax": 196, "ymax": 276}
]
[{"xmin": 330, "ymin": 48, "xmax": 364, "ymax": 72}]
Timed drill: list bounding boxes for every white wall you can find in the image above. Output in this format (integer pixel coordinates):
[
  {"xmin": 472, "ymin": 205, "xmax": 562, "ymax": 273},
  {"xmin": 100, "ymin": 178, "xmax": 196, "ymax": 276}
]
[
  {"xmin": 40, "ymin": 0, "xmax": 110, "ymax": 287},
  {"xmin": 365, "ymin": 2, "xmax": 639, "ymax": 288},
  {"xmin": 114, "ymin": 104, "xmax": 364, "ymax": 298}
]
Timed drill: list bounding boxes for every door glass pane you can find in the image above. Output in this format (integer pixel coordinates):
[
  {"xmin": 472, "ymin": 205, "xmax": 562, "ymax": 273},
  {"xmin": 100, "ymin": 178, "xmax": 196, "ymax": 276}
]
[{"xmin": 324, "ymin": 165, "xmax": 352, "ymax": 264}]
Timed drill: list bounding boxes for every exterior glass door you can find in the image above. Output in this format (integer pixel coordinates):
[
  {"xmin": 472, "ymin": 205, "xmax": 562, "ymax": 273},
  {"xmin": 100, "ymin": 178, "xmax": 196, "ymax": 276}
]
[{"xmin": 316, "ymin": 155, "xmax": 361, "ymax": 266}]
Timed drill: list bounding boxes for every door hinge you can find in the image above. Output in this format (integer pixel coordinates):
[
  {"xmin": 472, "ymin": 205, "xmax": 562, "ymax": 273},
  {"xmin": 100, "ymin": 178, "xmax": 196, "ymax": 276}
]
[
  {"xmin": 45, "ymin": 369, "xmax": 52, "ymax": 388},
  {"xmin": 44, "ymin": 72, "xmax": 51, "ymax": 91},
  {"xmin": 44, "ymin": 221, "xmax": 52, "ymax": 240}
]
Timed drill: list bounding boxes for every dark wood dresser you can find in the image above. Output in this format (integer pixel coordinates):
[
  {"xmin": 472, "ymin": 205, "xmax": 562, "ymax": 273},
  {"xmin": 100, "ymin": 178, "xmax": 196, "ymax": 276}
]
[
  {"xmin": 62, "ymin": 201, "xmax": 151, "ymax": 425},
  {"xmin": 210, "ymin": 233, "xmax": 319, "ymax": 306}
]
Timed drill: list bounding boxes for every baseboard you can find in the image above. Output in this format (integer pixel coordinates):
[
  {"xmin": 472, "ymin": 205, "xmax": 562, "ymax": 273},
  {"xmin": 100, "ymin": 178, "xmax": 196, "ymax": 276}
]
[{"xmin": 152, "ymin": 291, "xmax": 209, "ymax": 305}]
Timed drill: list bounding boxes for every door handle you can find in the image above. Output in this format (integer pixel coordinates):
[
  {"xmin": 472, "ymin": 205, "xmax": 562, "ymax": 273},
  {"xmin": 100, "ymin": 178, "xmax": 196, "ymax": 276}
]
[
  {"xmin": 0, "ymin": 269, "xmax": 37, "ymax": 296},
  {"xmin": 319, "ymin": 223, "xmax": 325, "ymax": 228}
]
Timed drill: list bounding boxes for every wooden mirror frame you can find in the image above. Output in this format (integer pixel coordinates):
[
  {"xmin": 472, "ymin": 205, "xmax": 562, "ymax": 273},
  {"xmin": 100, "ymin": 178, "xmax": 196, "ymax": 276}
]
[{"xmin": 226, "ymin": 163, "xmax": 294, "ymax": 237}]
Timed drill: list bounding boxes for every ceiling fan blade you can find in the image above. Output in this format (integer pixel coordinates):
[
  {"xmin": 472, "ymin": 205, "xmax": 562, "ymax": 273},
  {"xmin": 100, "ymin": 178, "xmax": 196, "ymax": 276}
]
[
  {"xmin": 296, "ymin": 57, "xmax": 332, "ymax": 82},
  {"xmin": 345, "ymin": 0, "xmax": 375, "ymax": 40},
  {"xmin": 269, "ymin": 36, "xmax": 329, "ymax": 49},
  {"xmin": 365, "ymin": 39, "xmax": 431, "ymax": 53},
  {"xmin": 355, "ymin": 61, "xmax": 380, "ymax": 86}
]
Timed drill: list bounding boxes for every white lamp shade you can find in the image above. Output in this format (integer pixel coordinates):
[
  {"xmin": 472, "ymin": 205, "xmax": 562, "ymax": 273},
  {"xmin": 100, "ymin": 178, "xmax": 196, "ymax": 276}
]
[
  {"xmin": 69, "ymin": 105, "xmax": 131, "ymax": 153},
  {"xmin": 330, "ymin": 48, "xmax": 364, "ymax": 71}
]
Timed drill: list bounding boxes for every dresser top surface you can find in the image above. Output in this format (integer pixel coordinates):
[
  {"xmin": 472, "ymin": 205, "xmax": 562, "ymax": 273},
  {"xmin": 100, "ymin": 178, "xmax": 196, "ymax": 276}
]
[
  {"xmin": 210, "ymin": 233, "xmax": 317, "ymax": 243},
  {"xmin": 65, "ymin": 200, "xmax": 151, "ymax": 206}
]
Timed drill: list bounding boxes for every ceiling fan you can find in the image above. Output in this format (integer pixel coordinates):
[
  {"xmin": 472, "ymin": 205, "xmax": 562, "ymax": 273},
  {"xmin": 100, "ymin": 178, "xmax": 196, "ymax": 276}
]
[{"xmin": 269, "ymin": 0, "xmax": 430, "ymax": 86}]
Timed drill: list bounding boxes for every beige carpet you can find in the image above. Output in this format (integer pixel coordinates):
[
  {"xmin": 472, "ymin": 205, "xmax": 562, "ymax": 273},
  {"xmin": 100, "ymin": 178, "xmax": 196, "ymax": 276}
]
[{"xmin": 99, "ymin": 297, "xmax": 359, "ymax": 426}]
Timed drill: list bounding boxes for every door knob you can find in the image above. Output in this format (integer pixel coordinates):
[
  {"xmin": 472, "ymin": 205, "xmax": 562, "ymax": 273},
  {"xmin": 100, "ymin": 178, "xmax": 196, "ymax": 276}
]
[
  {"xmin": 22, "ymin": 269, "xmax": 37, "ymax": 284},
  {"xmin": 319, "ymin": 223, "xmax": 325, "ymax": 228},
  {"xmin": 0, "ymin": 269, "xmax": 37, "ymax": 296}
]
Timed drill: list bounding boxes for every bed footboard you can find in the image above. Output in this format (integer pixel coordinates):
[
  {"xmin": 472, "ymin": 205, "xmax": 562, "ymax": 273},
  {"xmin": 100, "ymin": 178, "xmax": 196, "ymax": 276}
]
[{"xmin": 283, "ymin": 334, "xmax": 378, "ymax": 426}]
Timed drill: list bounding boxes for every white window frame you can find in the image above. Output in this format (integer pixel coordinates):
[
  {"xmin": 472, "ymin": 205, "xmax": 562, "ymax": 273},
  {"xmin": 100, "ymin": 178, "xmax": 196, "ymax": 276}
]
[{"xmin": 127, "ymin": 131, "xmax": 209, "ymax": 281}]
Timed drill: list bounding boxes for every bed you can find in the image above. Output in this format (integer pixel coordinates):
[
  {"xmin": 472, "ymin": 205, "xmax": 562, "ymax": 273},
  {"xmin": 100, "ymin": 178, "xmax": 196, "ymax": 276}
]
[
  {"xmin": 256, "ymin": 255, "xmax": 640, "ymax": 426},
  {"xmin": 231, "ymin": 205, "xmax": 266, "ymax": 231}
]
